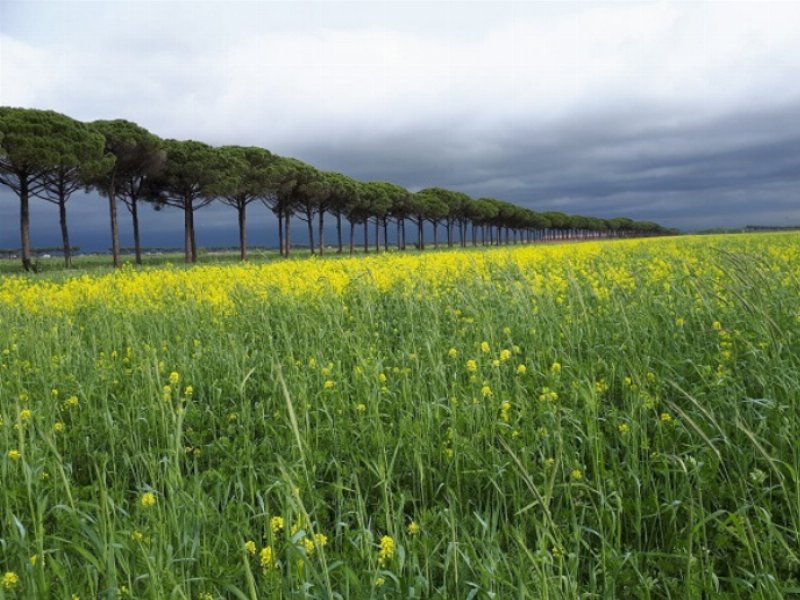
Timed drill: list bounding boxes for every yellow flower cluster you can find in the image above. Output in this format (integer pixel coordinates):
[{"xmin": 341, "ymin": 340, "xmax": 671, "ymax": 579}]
[
  {"xmin": 378, "ymin": 535, "xmax": 395, "ymax": 566},
  {"xmin": 2, "ymin": 571, "xmax": 19, "ymax": 590},
  {"xmin": 2, "ymin": 235, "xmax": 795, "ymax": 331}
]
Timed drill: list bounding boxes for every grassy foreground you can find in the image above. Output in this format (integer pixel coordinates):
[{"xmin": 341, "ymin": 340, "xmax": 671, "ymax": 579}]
[{"xmin": 1, "ymin": 234, "xmax": 799, "ymax": 599}]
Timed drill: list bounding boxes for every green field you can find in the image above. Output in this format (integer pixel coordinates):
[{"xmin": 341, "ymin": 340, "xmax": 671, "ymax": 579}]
[{"xmin": 1, "ymin": 234, "xmax": 799, "ymax": 599}]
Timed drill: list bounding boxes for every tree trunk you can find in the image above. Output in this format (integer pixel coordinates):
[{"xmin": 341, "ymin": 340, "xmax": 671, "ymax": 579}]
[
  {"xmin": 363, "ymin": 220, "xmax": 369, "ymax": 254},
  {"xmin": 238, "ymin": 203, "xmax": 247, "ymax": 261},
  {"xmin": 285, "ymin": 213, "xmax": 291, "ymax": 258},
  {"xmin": 375, "ymin": 217, "xmax": 380, "ymax": 253},
  {"xmin": 131, "ymin": 196, "xmax": 142, "ymax": 265},
  {"xmin": 336, "ymin": 213, "xmax": 343, "ymax": 254},
  {"xmin": 446, "ymin": 218, "xmax": 453, "ymax": 247},
  {"xmin": 19, "ymin": 176, "xmax": 32, "ymax": 272},
  {"xmin": 191, "ymin": 207, "xmax": 198, "ymax": 262},
  {"xmin": 58, "ymin": 196, "xmax": 71, "ymax": 268},
  {"xmin": 184, "ymin": 197, "xmax": 193, "ymax": 264},
  {"xmin": 306, "ymin": 212, "xmax": 314, "ymax": 254},
  {"xmin": 433, "ymin": 221, "xmax": 439, "ymax": 249},
  {"xmin": 383, "ymin": 217, "xmax": 389, "ymax": 252},
  {"xmin": 349, "ymin": 220, "xmax": 355, "ymax": 255},
  {"xmin": 277, "ymin": 211, "xmax": 284, "ymax": 257},
  {"xmin": 108, "ymin": 181, "xmax": 120, "ymax": 268},
  {"xmin": 396, "ymin": 219, "xmax": 402, "ymax": 250},
  {"xmin": 401, "ymin": 219, "xmax": 407, "ymax": 250},
  {"xmin": 318, "ymin": 210, "xmax": 325, "ymax": 256},
  {"xmin": 417, "ymin": 216, "xmax": 424, "ymax": 250},
  {"xmin": 306, "ymin": 208, "xmax": 315, "ymax": 254}
]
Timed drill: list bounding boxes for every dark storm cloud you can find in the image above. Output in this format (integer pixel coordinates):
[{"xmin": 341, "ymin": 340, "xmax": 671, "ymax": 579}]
[{"xmin": 289, "ymin": 100, "xmax": 800, "ymax": 231}]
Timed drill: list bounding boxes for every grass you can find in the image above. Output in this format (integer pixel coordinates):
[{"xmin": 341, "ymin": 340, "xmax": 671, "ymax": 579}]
[{"xmin": 1, "ymin": 233, "xmax": 799, "ymax": 598}]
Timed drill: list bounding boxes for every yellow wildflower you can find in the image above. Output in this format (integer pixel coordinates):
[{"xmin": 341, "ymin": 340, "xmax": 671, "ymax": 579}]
[
  {"xmin": 407, "ymin": 520, "xmax": 420, "ymax": 536},
  {"xmin": 303, "ymin": 537, "xmax": 315, "ymax": 555},
  {"xmin": 323, "ymin": 380, "xmax": 334, "ymax": 390},
  {"xmin": 245, "ymin": 540, "xmax": 256, "ymax": 555},
  {"xmin": 447, "ymin": 347, "xmax": 458, "ymax": 358},
  {"xmin": 169, "ymin": 371, "xmax": 180, "ymax": 385},
  {"xmin": 500, "ymin": 401, "xmax": 511, "ymax": 423},
  {"xmin": 480, "ymin": 385, "xmax": 492, "ymax": 398},
  {"xmin": 7, "ymin": 449, "xmax": 21, "ymax": 460},
  {"xmin": 499, "ymin": 349, "xmax": 511, "ymax": 361},
  {"xmin": 139, "ymin": 492, "xmax": 156, "ymax": 508},
  {"xmin": 260, "ymin": 545, "xmax": 274, "ymax": 569},
  {"xmin": 270, "ymin": 516, "xmax": 284, "ymax": 533},
  {"xmin": 466, "ymin": 359, "xmax": 477, "ymax": 372},
  {"xmin": 378, "ymin": 535, "xmax": 395, "ymax": 565},
  {"xmin": 480, "ymin": 341, "xmax": 490, "ymax": 353},
  {"xmin": 2, "ymin": 571, "xmax": 19, "ymax": 590},
  {"xmin": 550, "ymin": 362, "xmax": 561, "ymax": 374},
  {"xmin": 571, "ymin": 469, "xmax": 583, "ymax": 481},
  {"xmin": 19, "ymin": 408, "xmax": 32, "ymax": 421},
  {"xmin": 516, "ymin": 364, "xmax": 527, "ymax": 375}
]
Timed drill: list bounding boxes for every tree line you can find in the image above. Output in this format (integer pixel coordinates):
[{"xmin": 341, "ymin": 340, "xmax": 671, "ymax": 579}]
[{"xmin": 0, "ymin": 107, "xmax": 675, "ymax": 271}]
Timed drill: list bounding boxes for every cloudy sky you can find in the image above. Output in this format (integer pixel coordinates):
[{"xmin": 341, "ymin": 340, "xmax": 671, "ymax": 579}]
[{"xmin": 2, "ymin": 1, "xmax": 800, "ymax": 251}]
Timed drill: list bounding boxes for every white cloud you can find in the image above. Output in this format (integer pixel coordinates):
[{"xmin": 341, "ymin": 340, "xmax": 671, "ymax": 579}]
[{"xmin": 3, "ymin": 2, "xmax": 800, "ymax": 148}]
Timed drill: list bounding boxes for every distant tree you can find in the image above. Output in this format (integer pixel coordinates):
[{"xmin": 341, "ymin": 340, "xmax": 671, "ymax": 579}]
[
  {"xmin": 450, "ymin": 192, "xmax": 473, "ymax": 247},
  {"xmin": 33, "ymin": 118, "xmax": 110, "ymax": 268},
  {"xmin": 407, "ymin": 192, "xmax": 430, "ymax": 250},
  {"xmin": 607, "ymin": 217, "xmax": 634, "ymax": 238},
  {"xmin": 361, "ymin": 182, "xmax": 393, "ymax": 253},
  {"xmin": 471, "ymin": 198, "xmax": 500, "ymax": 245},
  {"xmin": 115, "ymin": 130, "xmax": 165, "ymax": 265},
  {"xmin": 440, "ymin": 190, "xmax": 470, "ymax": 247},
  {"xmin": 0, "ymin": 108, "xmax": 109, "ymax": 271},
  {"xmin": 146, "ymin": 139, "xmax": 233, "ymax": 263},
  {"xmin": 217, "ymin": 146, "xmax": 277, "ymax": 260},
  {"xmin": 292, "ymin": 166, "xmax": 331, "ymax": 255},
  {"xmin": 324, "ymin": 172, "xmax": 360, "ymax": 254},
  {"xmin": 88, "ymin": 120, "xmax": 167, "ymax": 267},
  {"xmin": 344, "ymin": 183, "xmax": 370, "ymax": 255},
  {"xmin": 264, "ymin": 158, "xmax": 318, "ymax": 257},
  {"xmin": 382, "ymin": 182, "xmax": 413, "ymax": 250},
  {"xmin": 414, "ymin": 188, "xmax": 450, "ymax": 249}
]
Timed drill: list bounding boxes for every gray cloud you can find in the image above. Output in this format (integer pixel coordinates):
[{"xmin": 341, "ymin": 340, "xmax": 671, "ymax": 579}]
[{"xmin": 2, "ymin": 1, "xmax": 800, "ymax": 250}]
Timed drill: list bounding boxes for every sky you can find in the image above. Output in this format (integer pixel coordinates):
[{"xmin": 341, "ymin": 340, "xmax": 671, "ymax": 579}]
[{"xmin": 2, "ymin": 0, "xmax": 800, "ymax": 251}]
